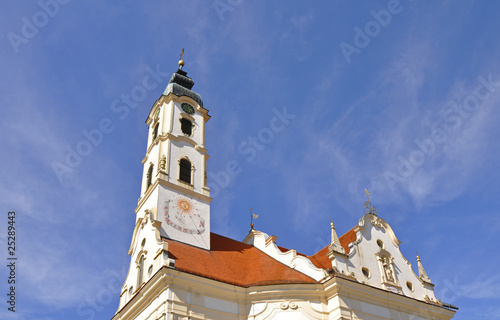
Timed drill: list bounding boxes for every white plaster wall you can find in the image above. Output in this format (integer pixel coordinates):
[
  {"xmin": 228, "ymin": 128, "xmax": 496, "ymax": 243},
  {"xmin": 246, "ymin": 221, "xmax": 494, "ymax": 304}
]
[
  {"xmin": 359, "ymin": 301, "xmax": 391, "ymax": 318},
  {"xmin": 170, "ymin": 101, "xmax": 205, "ymax": 147},
  {"xmin": 139, "ymin": 139, "xmax": 160, "ymax": 196},
  {"xmin": 343, "ymin": 297, "xmax": 443, "ymax": 320},
  {"xmin": 116, "ymin": 271, "xmax": 454, "ymax": 320},
  {"xmin": 120, "ymin": 210, "xmax": 167, "ymax": 309},
  {"xmin": 168, "ymin": 139, "xmax": 205, "ymax": 193},
  {"xmin": 160, "ymin": 100, "xmax": 173, "ymax": 137},
  {"xmin": 205, "ymin": 296, "xmax": 239, "ymax": 314},
  {"xmin": 136, "ymin": 187, "xmax": 159, "ymax": 222},
  {"xmin": 270, "ymin": 311, "xmax": 310, "ymax": 320}
]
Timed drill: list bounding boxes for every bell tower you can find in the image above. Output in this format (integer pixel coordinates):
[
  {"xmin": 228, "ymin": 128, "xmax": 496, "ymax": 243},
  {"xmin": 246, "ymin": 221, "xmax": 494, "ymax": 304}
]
[{"xmin": 137, "ymin": 54, "xmax": 211, "ymax": 250}]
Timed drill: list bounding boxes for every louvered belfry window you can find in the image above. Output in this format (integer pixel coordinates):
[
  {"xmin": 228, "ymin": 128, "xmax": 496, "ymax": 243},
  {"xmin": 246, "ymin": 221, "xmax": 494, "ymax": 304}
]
[{"xmin": 179, "ymin": 159, "xmax": 191, "ymax": 184}]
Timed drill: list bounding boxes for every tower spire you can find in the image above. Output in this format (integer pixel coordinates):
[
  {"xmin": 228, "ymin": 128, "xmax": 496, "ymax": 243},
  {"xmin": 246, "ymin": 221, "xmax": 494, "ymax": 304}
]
[{"xmin": 417, "ymin": 254, "xmax": 432, "ymax": 283}]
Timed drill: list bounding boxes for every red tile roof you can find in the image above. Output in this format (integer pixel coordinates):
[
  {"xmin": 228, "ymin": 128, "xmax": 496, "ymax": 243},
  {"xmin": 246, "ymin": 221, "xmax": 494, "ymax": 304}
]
[
  {"xmin": 308, "ymin": 227, "xmax": 358, "ymax": 270},
  {"xmin": 164, "ymin": 233, "xmax": 317, "ymax": 287},
  {"xmin": 339, "ymin": 227, "xmax": 357, "ymax": 254},
  {"xmin": 164, "ymin": 228, "xmax": 358, "ymax": 287}
]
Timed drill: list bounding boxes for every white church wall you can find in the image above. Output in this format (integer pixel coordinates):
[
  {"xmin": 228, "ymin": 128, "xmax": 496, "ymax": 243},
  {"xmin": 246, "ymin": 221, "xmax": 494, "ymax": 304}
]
[
  {"xmin": 324, "ymin": 277, "xmax": 454, "ymax": 320},
  {"xmin": 269, "ymin": 311, "xmax": 310, "ymax": 320},
  {"xmin": 115, "ymin": 264, "xmax": 454, "ymax": 320},
  {"xmin": 167, "ymin": 139, "xmax": 205, "ymax": 193}
]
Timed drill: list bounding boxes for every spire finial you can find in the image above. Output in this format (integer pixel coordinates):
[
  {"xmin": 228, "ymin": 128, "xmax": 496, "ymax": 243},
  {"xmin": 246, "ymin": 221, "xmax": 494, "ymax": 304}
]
[
  {"xmin": 329, "ymin": 218, "xmax": 345, "ymax": 254},
  {"xmin": 363, "ymin": 188, "xmax": 377, "ymax": 216},
  {"xmin": 178, "ymin": 48, "xmax": 185, "ymax": 69},
  {"xmin": 417, "ymin": 253, "xmax": 432, "ymax": 284}
]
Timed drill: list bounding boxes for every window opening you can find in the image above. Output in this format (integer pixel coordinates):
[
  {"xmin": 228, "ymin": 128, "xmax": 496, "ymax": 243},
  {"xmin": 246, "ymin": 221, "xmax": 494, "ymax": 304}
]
[
  {"xmin": 362, "ymin": 267, "xmax": 371, "ymax": 278},
  {"xmin": 180, "ymin": 118, "xmax": 192, "ymax": 136},
  {"xmin": 152, "ymin": 123, "xmax": 159, "ymax": 141},
  {"xmin": 406, "ymin": 281, "xmax": 414, "ymax": 291},
  {"xmin": 377, "ymin": 239, "xmax": 384, "ymax": 249},
  {"xmin": 179, "ymin": 159, "xmax": 191, "ymax": 184},
  {"xmin": 146, "ymin": 165, "xmax": 153, "ymax": 188}
]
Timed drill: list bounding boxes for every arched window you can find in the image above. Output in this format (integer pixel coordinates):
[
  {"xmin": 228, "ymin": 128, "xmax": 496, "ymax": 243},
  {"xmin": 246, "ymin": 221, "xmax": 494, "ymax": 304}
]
[
  {"xmin": 137, "ymin": 255, "xmax": 144, "ymax": 289},
  {"xmin": 152, "ymin": 123, "xmax": 159, "ymax": 141},
  {"xmin": 179, "ymin": 159, "xmax": 191, "ymax": 184},
  {"xmin": 180, "ymin": 118, "xmax": 192, "ymax": 136},
  {"xmin": 146, "ymin": 164, "xmax": 153, "ymax": 189}
]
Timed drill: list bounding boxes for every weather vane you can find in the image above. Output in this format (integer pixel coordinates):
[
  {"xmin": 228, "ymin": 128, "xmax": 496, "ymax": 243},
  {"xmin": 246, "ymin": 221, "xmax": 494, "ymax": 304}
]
[
  {"xmin": 178, "ymin": 48, "xmax": 185, "ymax": 69},
  {"xmin": 250, "ymin": 208, "xmax": 258, "ymax": 229},
  {"xmin": 363, "ymin": 188, "xmax": 377, "ymax": 216}
]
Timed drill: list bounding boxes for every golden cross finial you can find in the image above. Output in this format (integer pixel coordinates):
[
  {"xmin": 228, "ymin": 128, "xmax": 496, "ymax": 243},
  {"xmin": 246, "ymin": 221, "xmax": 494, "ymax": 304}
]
[
  {"xmin": 365, "ymin": 188, "xmax": 370, "ymax": 201},
  {"xmin": 330, "ymin": 218, "xmax": 335, "ymax": 228},
  {"xmin": 178, "ymin": 48, "xmax": 185, "ymax": 69}
]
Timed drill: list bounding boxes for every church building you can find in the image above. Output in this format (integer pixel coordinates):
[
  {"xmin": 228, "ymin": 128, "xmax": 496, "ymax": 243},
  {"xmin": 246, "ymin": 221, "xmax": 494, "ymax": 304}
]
[{"xmin": 111, "ymin": 57, "xmax": 458, "ymax": 320}]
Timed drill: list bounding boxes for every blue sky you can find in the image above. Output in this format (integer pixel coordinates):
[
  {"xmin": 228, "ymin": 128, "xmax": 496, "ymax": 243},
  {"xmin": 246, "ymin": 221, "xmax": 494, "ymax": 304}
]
[{"xmin": 1, "ymin": 1, "xmax": 499, "ymax": 319}]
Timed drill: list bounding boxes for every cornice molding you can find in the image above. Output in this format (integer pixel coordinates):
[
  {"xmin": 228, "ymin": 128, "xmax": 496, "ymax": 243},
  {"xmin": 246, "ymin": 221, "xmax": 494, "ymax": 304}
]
[
  {"xmin": 146, "ymin": 93, "xmax": 210, "ymax": 126},
  {"xmin": 142, "ymin": 133, "xmax": 208, "ymax": 164}
]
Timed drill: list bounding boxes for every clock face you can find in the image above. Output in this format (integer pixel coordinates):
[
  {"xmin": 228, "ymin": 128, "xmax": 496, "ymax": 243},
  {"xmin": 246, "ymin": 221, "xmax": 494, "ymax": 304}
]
[
  {"xmin": 181, "ymin": 103, "xmax": 195, "ymax": 115},
  {"xmin": 164, "ymin": 196, "xmax": 205, "ymax": 235}
]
